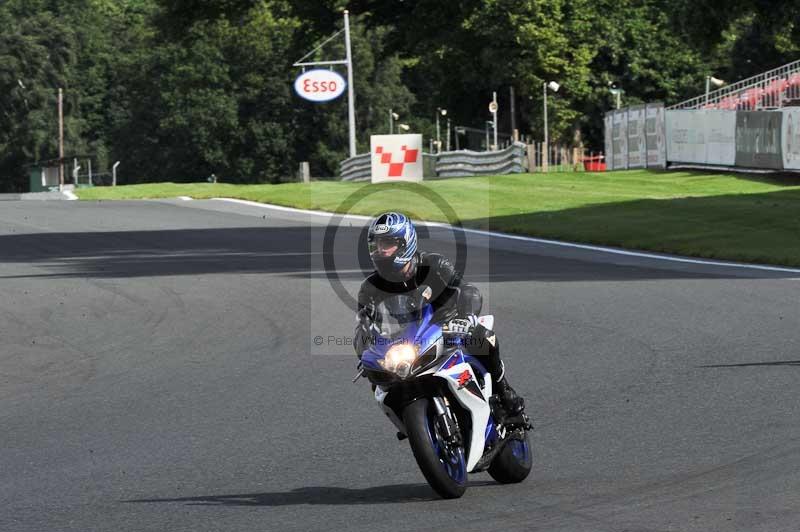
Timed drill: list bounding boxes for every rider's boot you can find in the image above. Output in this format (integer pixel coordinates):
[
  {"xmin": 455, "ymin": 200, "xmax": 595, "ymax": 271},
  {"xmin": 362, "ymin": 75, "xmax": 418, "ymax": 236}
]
[{"xmin": 495, "ymin": 374, "xmax": 525, "ymax": 415}]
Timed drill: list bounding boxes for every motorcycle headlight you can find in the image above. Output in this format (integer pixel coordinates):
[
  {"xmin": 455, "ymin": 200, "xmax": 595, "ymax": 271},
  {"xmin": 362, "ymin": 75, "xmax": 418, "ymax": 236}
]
[{"xmin": 380, "ymin": 343, "xmax": 419, "ymax": 378}]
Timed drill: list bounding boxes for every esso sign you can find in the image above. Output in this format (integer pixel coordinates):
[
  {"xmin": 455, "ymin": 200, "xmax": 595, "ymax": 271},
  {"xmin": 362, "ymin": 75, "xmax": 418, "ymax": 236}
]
[{"xmin": 293, "ymin": 69, "xmax": 346, "ymax": 103}]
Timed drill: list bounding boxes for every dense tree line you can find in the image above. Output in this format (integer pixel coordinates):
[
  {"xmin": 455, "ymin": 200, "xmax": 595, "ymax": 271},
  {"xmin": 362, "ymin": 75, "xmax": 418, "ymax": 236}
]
[{"xmin": 1, "ymin": 0, "xmax": 798, "ymax": 191}]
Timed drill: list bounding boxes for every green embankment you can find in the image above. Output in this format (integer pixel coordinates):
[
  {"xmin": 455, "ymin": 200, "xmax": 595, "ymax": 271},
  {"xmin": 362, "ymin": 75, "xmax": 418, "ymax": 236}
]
[{"xmin": 76, "ymin": 170, "xmax": 800, "ymax": 267}]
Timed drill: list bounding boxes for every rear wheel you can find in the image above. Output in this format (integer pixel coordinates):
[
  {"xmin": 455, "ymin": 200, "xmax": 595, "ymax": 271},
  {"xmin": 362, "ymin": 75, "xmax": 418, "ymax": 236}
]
[
  {"xmin": 488, "ymin": 430, "xmax": 532, "ymax": 484},
  {"xmin": 403, "ymin": 397, "xmax": 467, "ymax": 499}
]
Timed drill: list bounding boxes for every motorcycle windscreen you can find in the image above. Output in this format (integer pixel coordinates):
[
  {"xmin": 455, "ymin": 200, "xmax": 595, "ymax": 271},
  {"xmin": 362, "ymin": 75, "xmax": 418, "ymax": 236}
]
[{"xmin": 373, "ymin": 294, "xmax": 423, "ymax": 339}]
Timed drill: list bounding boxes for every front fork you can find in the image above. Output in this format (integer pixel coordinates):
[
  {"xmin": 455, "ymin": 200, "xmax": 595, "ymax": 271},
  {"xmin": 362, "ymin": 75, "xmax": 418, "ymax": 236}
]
[{"xmin": 432, "ymin": 396, "xmax": 462, "ymax": 446}]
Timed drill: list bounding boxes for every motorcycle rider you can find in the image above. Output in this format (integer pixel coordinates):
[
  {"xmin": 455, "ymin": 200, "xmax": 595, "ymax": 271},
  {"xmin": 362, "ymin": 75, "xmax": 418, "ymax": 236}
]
[{"xmin": 353, "ymin": 211, "xmax": 526, "ymax": 417}]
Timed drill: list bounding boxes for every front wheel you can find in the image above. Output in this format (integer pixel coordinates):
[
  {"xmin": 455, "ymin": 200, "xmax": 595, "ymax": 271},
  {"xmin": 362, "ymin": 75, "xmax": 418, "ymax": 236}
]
[
  {"xmin": 488, "ymin": 429, "xmax": 532, "ymax": 484},
  {"xmin": 403, "ymin": 397, "xmax": 467, "ymax": 499}
]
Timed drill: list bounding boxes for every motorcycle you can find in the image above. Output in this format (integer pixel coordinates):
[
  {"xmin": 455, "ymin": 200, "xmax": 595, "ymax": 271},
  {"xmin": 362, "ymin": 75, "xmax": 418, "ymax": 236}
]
[{"xmin": 354, "ymin": 288, "xmax": 532, "ymax": 499}]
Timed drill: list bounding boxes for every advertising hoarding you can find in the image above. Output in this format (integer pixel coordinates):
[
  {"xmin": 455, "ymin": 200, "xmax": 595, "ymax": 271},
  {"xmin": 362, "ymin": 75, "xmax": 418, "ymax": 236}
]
[
  {"xmin": 604, "ymin": 112, "xmax": 614, "ymax": 170},
  {"xmin": 666, "ymin": 110, "xmax": 706, "ymax": 164},
  {"xmin": 370, "ymin": 134, "xmax": 424, "ymax": 183},
  {"xmin": 704, "ymin": 111, "xmax": 736, "ymax": 166},
  {"xmin": 735, "ymin": 111, "xmax": 783, "ymax": 169},
  {"xmin": 645, "ymin": 103, "xmax": 666, "ymax": 168},
  {"xmin": 627, "ymin": 105, "xmax": 646, "ymax": 169},
  {"xmin": 611, "ymin": 110, "xmax": 628, "ymax": 170},
  {"xmin": 293, "ymin": 69, "xmax": 347, "ymax": 103},
  {"xmin": 781, "ymin": 107, "xmax": 800, "ymax": 170}
]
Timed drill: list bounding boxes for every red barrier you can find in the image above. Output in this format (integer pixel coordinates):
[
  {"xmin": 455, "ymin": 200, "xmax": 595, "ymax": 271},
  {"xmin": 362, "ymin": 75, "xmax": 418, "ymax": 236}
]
[{"xmin": 582, "ymin": 155, "xmax": 606, "ymax": 172}]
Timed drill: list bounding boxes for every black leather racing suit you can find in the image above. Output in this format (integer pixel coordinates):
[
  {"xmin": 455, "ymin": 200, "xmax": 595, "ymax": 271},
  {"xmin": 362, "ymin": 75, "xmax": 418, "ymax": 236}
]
[{"xmin": 353, "ymin": 251, "xmax": 504, "ymax": 380}]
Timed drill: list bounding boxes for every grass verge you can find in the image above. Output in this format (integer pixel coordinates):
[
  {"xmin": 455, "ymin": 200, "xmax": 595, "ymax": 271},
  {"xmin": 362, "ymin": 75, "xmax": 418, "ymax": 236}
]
[{"xmin": 76, "ymin": 170, "xmax": 800, "ymax": 267}]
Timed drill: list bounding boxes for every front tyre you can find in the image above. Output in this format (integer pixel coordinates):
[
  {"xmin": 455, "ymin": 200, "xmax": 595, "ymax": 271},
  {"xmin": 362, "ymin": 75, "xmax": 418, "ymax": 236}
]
[
  {"xmin": 488, "ymin": 429, "xmax": 532, "ymax": 484},
  {"xmin": 403, "ymin": 398, "xmax": 467, "ymax": 499}
]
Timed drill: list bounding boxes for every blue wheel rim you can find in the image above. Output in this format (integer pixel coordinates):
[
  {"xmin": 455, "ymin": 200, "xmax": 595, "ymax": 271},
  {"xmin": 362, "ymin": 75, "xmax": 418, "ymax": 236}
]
[
  {"xmin": 424, "ymin": 409, "xmax": 466, "ymax": 484},
  {"xmin": 509, "ymin": 437, "xmax": 531, "ymax": 465}
]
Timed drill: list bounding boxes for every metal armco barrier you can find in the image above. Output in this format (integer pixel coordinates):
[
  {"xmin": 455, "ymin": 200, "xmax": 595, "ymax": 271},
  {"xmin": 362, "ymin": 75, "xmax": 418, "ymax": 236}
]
[
  {"xmin": 339, "ymin": 153, "xmax": 371, "ymax": 181},
  {"xmin": 339, "ymin": 144, "xmax": 527, "ymax": 181},
  {"xmin": 435, "ymin": 142, "xmax": 526, "ymax": 178}
]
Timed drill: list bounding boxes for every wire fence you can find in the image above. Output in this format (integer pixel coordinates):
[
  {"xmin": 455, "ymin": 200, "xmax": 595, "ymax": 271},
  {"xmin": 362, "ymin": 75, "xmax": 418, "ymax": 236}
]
[{"xmin": 525, "ymin": 143, "xmax": 606, "ymax": 172}]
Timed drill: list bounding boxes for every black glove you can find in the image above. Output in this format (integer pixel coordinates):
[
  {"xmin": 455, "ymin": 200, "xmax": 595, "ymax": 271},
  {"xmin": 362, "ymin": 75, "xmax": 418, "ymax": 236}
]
[{"xmin": 443, "ymin": 314, "xmax": 480, "ymax": 335}]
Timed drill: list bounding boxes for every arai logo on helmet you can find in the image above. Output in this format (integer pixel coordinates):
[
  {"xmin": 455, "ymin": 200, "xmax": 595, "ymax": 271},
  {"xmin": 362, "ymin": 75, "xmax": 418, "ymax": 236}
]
[{"xmin": 373, "ymin": 224, "xmax": 391, "ymax": 234}]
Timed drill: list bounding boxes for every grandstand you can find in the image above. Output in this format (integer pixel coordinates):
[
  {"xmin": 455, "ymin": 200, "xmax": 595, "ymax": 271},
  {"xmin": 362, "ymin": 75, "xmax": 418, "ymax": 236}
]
[{"xmin": 669, "ymin": 59, "xmax": 800, "ymax": 111}]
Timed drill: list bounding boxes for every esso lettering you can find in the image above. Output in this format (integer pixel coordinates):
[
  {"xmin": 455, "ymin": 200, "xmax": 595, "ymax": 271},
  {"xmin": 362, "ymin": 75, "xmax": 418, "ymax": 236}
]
[{"xmin": 302, "ymin": 79, "xmax": 339, "ymax": 93}]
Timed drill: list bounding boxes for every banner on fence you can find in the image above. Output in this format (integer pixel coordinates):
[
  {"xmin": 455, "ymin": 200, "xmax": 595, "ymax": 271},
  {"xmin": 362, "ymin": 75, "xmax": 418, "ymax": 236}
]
[
  {"xmin": 604, "ymin": 112, "xmax": 614, "ymax": 171},
  {"xmin": 735, "ymin": 111, "xmax": 783, "ymax": 169},
  {"xmin": 781, "ymin": 108, "xmax": 800, "ymax": 170},
  {"xmin": 611, "ymin": 110, "xmax": 628, "ymax": 169},
  {"xmin": 665, "ymin": 109, "xmax": 736, "ymax": 166},
  {"xmin": 627, "ymin": 105, "xmax": 646, "ymax": 168},
  {"xmin": 370, "ymin": 134, "xmax": 423, "ymax": 183},
  {"xmin": 645, "ymin": 103, "xmax": 666, "ymax": 168},
  {"xmin": 666, "ymin": 110, "xmax": 706, "ymax": 164},
  {"xmin": 704, "ymin": 110, "xmax": 736, "ymax": 165}
]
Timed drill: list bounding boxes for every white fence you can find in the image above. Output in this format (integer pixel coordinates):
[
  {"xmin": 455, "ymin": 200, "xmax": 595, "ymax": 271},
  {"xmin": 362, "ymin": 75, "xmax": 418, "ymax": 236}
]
[
  {"xmin": 611, "ymin": 104, "xmax": 800, "ymax": 172},
  {"xmin": 604, "ymin": 103, "xmax": 667, "ymax": 170}
]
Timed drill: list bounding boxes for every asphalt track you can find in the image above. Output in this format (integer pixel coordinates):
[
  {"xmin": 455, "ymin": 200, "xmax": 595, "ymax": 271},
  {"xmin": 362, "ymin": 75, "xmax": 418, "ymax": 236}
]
[{"xmin": 1, "ymin": 198, "xmax": 799, "ymax": 532}]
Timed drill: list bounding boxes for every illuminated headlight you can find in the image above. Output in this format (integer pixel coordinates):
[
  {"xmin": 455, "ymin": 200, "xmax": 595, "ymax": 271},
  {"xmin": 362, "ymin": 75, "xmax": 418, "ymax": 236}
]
[{"xmin": 380, "ymin": 343, "xmax": 419, "ymax": 378}]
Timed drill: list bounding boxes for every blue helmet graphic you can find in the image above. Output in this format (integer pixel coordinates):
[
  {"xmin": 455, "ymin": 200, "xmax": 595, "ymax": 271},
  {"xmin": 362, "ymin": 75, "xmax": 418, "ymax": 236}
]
[{"xmin": 368, "ymin": 212, "xmax": 417, "ymax": 280}]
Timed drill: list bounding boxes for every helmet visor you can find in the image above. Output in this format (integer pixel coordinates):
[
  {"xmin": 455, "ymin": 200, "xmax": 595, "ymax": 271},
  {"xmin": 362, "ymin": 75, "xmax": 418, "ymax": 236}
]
[{"xmin": 369, "ymin": 236, "xmax": 405, "ymax": 259}]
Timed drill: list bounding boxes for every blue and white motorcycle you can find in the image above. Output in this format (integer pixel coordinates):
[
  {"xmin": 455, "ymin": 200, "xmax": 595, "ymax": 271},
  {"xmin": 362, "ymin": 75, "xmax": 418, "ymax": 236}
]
[{"xmin": 354, "ymin": 289, "xmax": 532, "ymax": 499}]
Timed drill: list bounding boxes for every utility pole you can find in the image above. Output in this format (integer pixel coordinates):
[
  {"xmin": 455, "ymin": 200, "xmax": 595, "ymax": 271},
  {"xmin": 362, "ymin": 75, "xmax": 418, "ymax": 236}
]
[
  {"xmin": 58, "ymin": 88, "xmax": 64, "ymax": 190},
  {"xmin": 510, "ymin": 86, "xmax": 517, "ymax": 139}
]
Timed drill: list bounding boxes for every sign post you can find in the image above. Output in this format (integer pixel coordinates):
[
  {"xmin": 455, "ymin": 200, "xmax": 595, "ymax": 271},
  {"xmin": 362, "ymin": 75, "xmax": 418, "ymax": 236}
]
[
  {"xmin": 489, "ymin": 93, "xmax": 498, "ymax": 150},
  {"xmin": 292, "ymin": 11, "xmax": 357, "ymax": 157}
]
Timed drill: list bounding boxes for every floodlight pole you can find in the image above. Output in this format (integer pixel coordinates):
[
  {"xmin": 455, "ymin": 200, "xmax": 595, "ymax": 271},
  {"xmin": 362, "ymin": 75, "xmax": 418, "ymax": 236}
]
[
  {"xmin": 436, "ymin": 108, "xmax": 447, "ymax": 153},
  {"xmin": 543, "ymin": 83, "xmax": 549, "ymax": 167}
]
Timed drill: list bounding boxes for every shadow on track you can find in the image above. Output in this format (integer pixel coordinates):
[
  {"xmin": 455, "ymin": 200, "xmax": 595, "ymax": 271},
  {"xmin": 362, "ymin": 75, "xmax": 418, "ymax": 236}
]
[
  {"xmin": 0, "ymin": 225, "xmax": 755, "ymax": 282},
  {"xmin": 124, "ymin": 482, "xmax": 493, "ymax": 506}
]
